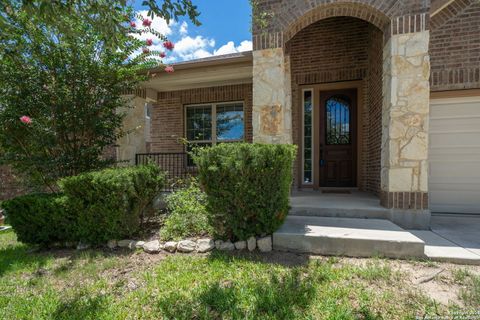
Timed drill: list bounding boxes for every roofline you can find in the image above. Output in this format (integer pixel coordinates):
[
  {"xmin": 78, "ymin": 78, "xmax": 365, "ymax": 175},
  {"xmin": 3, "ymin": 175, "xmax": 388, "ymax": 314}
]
[{"xmin": 148, "ymin": 51, "xmax": 253, "ymax": 73}]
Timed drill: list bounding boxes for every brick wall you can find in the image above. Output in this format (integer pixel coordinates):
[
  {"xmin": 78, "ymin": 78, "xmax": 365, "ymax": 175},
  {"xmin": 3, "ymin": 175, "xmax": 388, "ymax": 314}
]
[
  {"xmin": 366, "ymin": 25, "xmax": 383, "ymax": 195},
  {"xmin": 289, "ymin": 17, "xmax": 383, "ymax": 193},
  {"xmin": 253, "ymin": 0, "xmax": 430, "ymax": 50},
  {"xmin": 0, "ymin": 165, "xmax": 26, "ymax": 201},
  {"xmin": 430, "ymin": 0, "xmax": 480, "ymax": 91},
  {"xmin": 150, "ymin": 84, "xmax": 253, "ymax": 153}
]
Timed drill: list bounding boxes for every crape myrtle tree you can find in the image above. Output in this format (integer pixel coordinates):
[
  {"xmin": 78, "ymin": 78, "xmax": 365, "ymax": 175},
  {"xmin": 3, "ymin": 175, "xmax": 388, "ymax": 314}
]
[{"xmin": 0, "ymin": 1, "xmax": 199, "ymax": 191}]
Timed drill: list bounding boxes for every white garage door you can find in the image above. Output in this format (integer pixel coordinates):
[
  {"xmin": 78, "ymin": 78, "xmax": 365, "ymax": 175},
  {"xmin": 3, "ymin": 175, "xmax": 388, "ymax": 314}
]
[{"xmin": 429, "ymin": 96, "xmax": 480, "ymax": 214}]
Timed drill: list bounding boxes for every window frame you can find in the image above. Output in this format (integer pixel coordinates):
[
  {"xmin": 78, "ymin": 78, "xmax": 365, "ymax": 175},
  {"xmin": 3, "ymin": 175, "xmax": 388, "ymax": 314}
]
[{"xmin": 184, "ymin": 100, "xmax": 246, "ymax": 146}]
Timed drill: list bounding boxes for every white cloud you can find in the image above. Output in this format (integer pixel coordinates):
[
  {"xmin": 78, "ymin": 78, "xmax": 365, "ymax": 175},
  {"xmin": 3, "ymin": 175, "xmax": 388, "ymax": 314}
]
[
  {"xmin": 213, "ymin": 40, "xmax": 253, "ymax": 56},
  {"xmin": 237, "ymin": 40, "xmax": 253, "ymax": 52},
  {"xmin": 179, "ymin": 21, "xmax": 188, "ymax": 35},
  {"xmin": 173, "ymin": 35, "xmax": 215, "ymax": 61},
  {"xmin": 131, "ymin": 11, "xmax": 253, "ymax": 64}
]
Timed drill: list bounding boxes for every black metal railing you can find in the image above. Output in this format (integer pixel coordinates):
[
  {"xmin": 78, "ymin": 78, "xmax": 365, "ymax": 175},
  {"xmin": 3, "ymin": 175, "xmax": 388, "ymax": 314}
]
[{"xmin": 135, "ymin": 153, "xmax": 195, "ymax": 191}]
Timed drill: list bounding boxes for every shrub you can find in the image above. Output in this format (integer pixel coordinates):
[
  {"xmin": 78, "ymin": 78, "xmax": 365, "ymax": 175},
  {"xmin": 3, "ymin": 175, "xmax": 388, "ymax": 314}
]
[
  {"xmin": 161, "ymin": 179, "xmax": 213, "ymax": 241},
  {"xmin": 194, "ymin": 143, "xmax": 297, "ymax": 240},
  {"xmin": 1, "ymin": 193, "xmax": 74, "ymax": 245},
  {"xmin": 58, "ymin": 164, "xmax": 165, "ymax": 245}
]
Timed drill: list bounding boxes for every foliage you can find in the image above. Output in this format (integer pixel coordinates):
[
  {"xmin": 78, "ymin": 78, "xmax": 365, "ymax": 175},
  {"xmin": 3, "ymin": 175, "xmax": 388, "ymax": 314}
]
[
  {"xmin": 0, "ymin": 1, "xmax": 201, "ymax": 45},
  {"xmin": 161, "ymin": 179, "xmax": 213, "ymax": 241},
  {"xmin": 194, "ymin": 143, "xmax": 297, "ymax": 240},
  {"xmin": 1, "ymin": 193, "xmax": 74, "ymax": 245},
  {"xmin": 0, "ymin": 3, "xmax": 171, "ymax": 190},
  {"xmin": 250, "ymin": 0, "xmax": 273, "ymax": 32},
  {"xmin": 58, "ymin": 165, "xmax": 165, "ymax": 245},
  {"xmin": 1, "ymin": 165, "xmax": 165, "ymax": 246}
]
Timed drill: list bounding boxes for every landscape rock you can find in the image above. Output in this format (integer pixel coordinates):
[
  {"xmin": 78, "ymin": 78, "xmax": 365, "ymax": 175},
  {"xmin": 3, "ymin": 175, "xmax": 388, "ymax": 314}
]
[
  {"xmin": 234, "ymin": 241, "xmax": 247, "ymax": 250},
  {"xmin": 217, "ymin": 240, "xmax": 235, "ymax": 251},
  {"xmin": 177, "ymin": 240, "xmax": 196, "ymax": 253},
  {"xmin": 76, "ymin": 242, "xmax": 90, "ymax": 250},
  {"xmin": 107, "ymin": 240, "xmax": 118, "ymax": 249},
  {"xmin": 164, "ymin": 241, "xmax": 178, "ymax": 253},
  {"xmin": 257, "ymin": 236, "xmax": 272, "ymax": 252},
  {"xmin": 135, "ymin": 241, "xmax": 145, "ymax": 249},
  {"xmin": 143, "ymin": 240, "xmax": 161, "ymax": 254},
  {"xmin": 247, "ymin": 236, "xmax": 256, "ymax": 251},
  {"xmin": 196, "ymin": 238, "xmax": 215, "ymax": 253},
  {"xmin": 118, "ymin": 239, "xmax": 135, "ymax": 248}
]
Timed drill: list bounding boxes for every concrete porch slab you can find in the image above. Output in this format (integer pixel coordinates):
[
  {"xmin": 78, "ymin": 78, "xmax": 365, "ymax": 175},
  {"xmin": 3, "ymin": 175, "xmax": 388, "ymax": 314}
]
[
  {"xmin": 409, "ymin": 230, "xmax": 480, "ymax": 265},
  {"xmin": 273, "ymin": 216, "xmax": 425, "ymax": 259},
  {"xmin": 290, "ymin": 190, "xmax": 389, "ymax": 219}
]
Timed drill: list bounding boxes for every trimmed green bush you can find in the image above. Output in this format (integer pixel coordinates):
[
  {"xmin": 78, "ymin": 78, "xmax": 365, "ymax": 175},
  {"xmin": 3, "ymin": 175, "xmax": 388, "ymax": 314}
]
[
  {"xmin": 1, "ymin": 165, "xmax": 165, "ymax": 246},
  {"xmin": 59, "ymin": 164, "xmax": 165, "ymax": 245},
  {"xmin": 1, "ymin": 193, "xmax": 74, "ymax": 245},
  {"xmin": 194, "ymin": 143, "xmax": 297, "ymax": 240},
  {"xmin": 161, "ymin": 179, "xmax": 213, "ymax": 241}
]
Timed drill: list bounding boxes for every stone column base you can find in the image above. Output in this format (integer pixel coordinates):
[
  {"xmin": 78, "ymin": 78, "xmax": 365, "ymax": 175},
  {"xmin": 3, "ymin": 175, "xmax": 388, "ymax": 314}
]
[
  {"xmin": 380, "ymin": 191, "xmax": 428, "ymax": 210},
  {"xmin": 388, "ymin": 209, "xmax": 431, "ymax": 230}
]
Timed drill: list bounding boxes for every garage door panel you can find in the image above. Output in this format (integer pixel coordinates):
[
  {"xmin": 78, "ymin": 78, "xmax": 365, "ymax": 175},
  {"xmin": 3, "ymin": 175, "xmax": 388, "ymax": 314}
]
[
  {"xmin": 429, "ymin": 96, "xmax": 480, "ymax": 214},
  {"xmin": 430, "ymin": 162, "xmax": 480, "ymax": 178},
  {"xmin": 430, "ymin": 132, "xmax": 480, "ymax": 146},
  {"xmin": 430, "ymin": 101, "xmax": 480, "ymax": 117},
  {"xmin": 430, "ymin": 117, "xmax": 480, "ymax": 132}
]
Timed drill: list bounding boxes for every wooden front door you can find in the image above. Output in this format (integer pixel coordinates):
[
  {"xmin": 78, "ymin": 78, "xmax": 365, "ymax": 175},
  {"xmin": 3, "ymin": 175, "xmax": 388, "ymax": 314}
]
[{"xmin": 319, "ymin": 89, "xmax": 357, "ymax": 187}]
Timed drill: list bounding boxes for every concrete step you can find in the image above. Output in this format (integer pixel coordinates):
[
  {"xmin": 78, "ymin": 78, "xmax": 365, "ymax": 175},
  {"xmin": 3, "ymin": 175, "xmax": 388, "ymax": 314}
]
[
  {"xmin": 273, "ymin": 216, "xmax": 425, "ymax": 259},
  {"xmin": 289, "ymin": 206, "xmax": 390, "ymax": 219},
  {"xmin": 290, "ymin": 192, "xmax": 390, "ymax": 219}
]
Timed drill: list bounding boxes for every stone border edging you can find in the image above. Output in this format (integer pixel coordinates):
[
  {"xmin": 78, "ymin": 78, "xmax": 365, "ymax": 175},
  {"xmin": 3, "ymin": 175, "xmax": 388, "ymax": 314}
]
[{"xmin": 103, "ymin": 235, "xmax": 273, "ymax": 254}]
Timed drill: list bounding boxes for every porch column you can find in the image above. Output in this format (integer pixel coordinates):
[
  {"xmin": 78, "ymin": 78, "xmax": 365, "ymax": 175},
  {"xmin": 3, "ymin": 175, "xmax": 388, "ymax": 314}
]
[
  {"xmin": 252, "ymin": 48, "xmax": 293, "ymax": 144},
  {"xmin": 381, "ymin": 31, "xmax": 431, "ymax": 228}
]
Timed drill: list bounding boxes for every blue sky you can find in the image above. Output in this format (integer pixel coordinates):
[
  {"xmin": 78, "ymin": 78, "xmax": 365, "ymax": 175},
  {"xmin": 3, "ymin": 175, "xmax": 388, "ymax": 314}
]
[{"xmin": 132, "ymin": 0, "xmax": 252, "ymax": 63}]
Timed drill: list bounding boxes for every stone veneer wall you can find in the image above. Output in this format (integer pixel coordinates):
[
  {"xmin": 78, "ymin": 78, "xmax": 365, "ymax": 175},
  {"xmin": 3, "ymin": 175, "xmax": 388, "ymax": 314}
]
[
  {"xmin": 285, "ymin": 17, "xmax": 383, "ymax": 192},
  {"xmin": 252, "ymin": 49, "xmax": 292, "ymax": 144},
  {"xmin": 116, "ymin": 96, "xmax": 148, "ymax": 165},
  {"xmin": 430, "ymin": 0, "xmax": 480, "ymax": 91},
  {"xmin": 0, "ymin": 165, "xmax": 27, "ymax": 201},
  {"xmin": 150, "ymin": 84, "xmax": 253, "ymax": 153},
  {"xmin": 381, "ymin": 31, "xmax": 430, "ymax": 210}
]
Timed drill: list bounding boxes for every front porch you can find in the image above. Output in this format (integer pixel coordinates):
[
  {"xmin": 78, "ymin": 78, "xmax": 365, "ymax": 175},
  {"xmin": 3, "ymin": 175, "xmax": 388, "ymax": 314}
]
[{"xmin": 274, "ymin": 191, "xmax": 480, "ymax": 264}]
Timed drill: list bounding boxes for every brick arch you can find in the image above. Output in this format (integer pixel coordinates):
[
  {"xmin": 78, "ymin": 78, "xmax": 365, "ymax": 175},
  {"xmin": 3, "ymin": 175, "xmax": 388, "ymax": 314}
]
[
  {"xmin": 252, "ymin": 0, "xmax": 430, "ymax": 50},
  {"xmin": 283, "ymin": 2, "xmax": 391, "ymax": 44}
]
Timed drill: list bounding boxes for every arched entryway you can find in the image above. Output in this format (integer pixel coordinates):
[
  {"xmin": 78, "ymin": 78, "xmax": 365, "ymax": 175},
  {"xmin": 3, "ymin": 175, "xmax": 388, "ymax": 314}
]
[
  {"xmin": 286, "ymin": 16, "xmax": 383, "ymax": 194},
  {"xmin": 252, "ymin": 0, "xmax": 431, "ymax": 227}
]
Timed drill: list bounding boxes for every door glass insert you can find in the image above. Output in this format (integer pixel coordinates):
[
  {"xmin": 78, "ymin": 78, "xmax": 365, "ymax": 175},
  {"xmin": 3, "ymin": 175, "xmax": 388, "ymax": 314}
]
[
  {"xmin": 303, "ymin": 90, "xmax": 313, "ymax": 184},
  {"xmin": 325, "ymin": 96, "xmax": 351, "ymax": 145}
]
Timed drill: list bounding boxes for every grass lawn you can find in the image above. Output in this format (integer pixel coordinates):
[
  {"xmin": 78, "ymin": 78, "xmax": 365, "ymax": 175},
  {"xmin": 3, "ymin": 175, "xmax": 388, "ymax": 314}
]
[{"xmin": 1, "ymin": 229, "xmax": 479, "ymax": 320}]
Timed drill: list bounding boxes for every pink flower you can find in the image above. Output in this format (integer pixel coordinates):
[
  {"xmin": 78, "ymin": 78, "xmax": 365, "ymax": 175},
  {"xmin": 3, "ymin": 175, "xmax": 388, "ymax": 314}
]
[
  {"xmin": 20, "ymin": 116, "xmax": 32, "ymax": 124},
  {"xmin": 142, "ymin": 47, "xmax": 150, "ymax": 54},
  {"xmin": 146, "ymin": 38, "xmax": 153, "ymax": 46},
  {"xmin": 163, "ymin": 41, "xmax": 174, "ymax": 51},
  {"xmin": 164, "ymin": 66, "xmax": 174, "ymax": 73},
  {"xmin": 159, "ymin": 52, "xmax": 166, "ymax": 58},
  {"xmin": 130, "ymin": 21, "xmax": 136, "ymax": 28},
  {"xmin": 142, "ymin": 18, "xmax": 152, "ymax": 27}
]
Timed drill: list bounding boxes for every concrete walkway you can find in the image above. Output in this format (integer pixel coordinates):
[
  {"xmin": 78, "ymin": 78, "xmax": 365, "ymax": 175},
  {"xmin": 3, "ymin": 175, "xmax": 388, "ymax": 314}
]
[
  {"xmin": 280, "ymin": 191, "xmax": 480, "ymax": 264},
  {"xmin": 273, "ymin": 216, "xmax": 425, "ymax": 258},
  {"xmin": 410, "ymin": 214, "xmax": 480, "ymax": 265}
]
